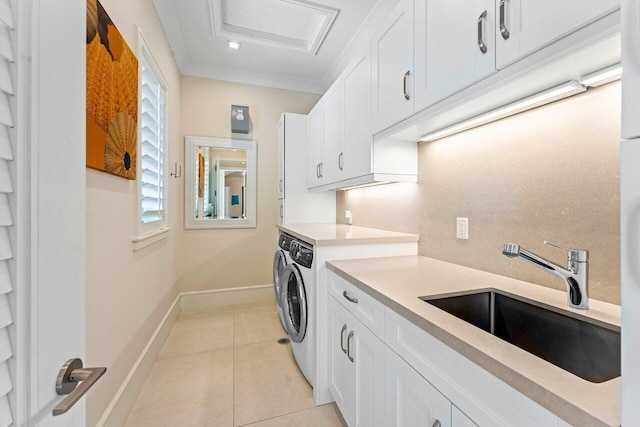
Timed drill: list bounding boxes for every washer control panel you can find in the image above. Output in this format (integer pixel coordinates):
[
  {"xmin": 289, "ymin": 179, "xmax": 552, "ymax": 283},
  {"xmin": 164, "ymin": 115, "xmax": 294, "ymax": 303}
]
[
  {"xmin": 278, "ymin": 232, "xmax": 294, "ymax": 251},
  {"xmin": 289, "ymin": 240, "xmax": 313, "ymax": 269}
]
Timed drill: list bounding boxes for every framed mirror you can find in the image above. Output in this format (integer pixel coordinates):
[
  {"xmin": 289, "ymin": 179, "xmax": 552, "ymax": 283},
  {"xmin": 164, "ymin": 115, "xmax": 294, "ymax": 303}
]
[{"xmin": 184, "ymin": 136, "xmax": 257, "ymax": 229}]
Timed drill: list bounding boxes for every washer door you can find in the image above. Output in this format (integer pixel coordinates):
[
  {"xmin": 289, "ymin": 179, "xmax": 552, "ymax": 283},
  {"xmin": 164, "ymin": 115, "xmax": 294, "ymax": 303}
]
[
  {"xmin": 272, "ymin": 249, "xmax": 288, "ymax": 308},
  {"xmin": 281, "ymin": 264, "xmax": 307, "ymax": 343}
]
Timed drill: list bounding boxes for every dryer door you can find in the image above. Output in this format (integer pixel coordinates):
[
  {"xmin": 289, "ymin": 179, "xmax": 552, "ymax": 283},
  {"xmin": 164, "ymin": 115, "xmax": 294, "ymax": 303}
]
[
  {"xmin": 281, "ymin": 264, "xmax": 308, "ymax": 343},
  {"xmin": 272, "ymin": 249, "xmax": 288, "ymax": 308}
]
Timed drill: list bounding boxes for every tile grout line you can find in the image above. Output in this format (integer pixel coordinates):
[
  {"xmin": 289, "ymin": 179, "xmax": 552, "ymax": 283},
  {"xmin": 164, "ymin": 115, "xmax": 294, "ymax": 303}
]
[{"xmin": 235, "ymin": 404, "xmax": 323, "ymax": 427}]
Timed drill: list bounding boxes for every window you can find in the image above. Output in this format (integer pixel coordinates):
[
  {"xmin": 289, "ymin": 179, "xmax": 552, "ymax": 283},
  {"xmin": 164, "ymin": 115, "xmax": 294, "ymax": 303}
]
[{"xmin": 134, "ymin": 30, "xmax": 169, "ymax": 248}]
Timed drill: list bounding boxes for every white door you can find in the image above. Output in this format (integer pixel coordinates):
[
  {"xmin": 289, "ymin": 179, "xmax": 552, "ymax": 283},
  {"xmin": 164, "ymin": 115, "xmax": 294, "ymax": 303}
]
[
  {"xmin": 495, "ymin": 0, "xmax": 620, "ymax": 69},
  {"xmin": 12, "ymin": 0, "xmax": 87, "ymax": 425},
  {"xmin": 621, "ymin": 139, "xmax": 640, "ymax": 425},
  {"xmin": 322, "ymin": 81, "xmax": 344, "ymax": 184},
  {"xmin": 343, "ymin": 43, "xmax": 373, "ymax": 181},
  {"xmin": 385, "ymin": 348, "xmax": 451, "ymax": 427},
  {"xmin": 277, "ymin": 114, "xmax": 285, "ymax": 199},
  {"xmin": 372, "ymin": 0, "xmax": 415, "ymax": 134},
  {"xmin": 415, "ymin": 0, "xmax": 496, "ymax": 110},
  {"xmin": 328, "ymin": 296, "xmax": 355, "ymax": 426},
  {"xmin": 307, "ymin": 101, "xmax": 324, "ymax": 188},
  {"xmin": 352, "ymin": 314, "xmax": 385, "ymax": 427}
]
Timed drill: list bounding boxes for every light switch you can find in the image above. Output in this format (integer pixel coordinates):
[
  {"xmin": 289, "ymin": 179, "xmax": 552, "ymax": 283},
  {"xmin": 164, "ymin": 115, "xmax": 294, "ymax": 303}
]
[{"xmin": 456, "ymin": 217, "xmax": 469, "ymax": 240}]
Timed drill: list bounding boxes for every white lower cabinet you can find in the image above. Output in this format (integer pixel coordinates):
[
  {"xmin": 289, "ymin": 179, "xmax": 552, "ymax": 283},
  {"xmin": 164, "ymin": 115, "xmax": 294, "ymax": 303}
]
[
  {"xmin": 452, "ymin": 405, "xmax": 478, "ymax": 427},
  {"xmin": 386, "ymin": 348, "xmax": 451, "ymax": 427},
  {"xmin": 326, "ymin": 269, "xmax": 572, "ymax": 426},
  {"xmin": 328, "ymin": 295, "xmax": 385, "ymax": 427}
]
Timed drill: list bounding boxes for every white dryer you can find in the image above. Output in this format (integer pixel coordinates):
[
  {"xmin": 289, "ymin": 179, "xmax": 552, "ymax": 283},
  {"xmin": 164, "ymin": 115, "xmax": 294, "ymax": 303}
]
[
  {"xmin": 280, "ymin": 238, "xmax": 315, "ymax": 386},
  {"xmin": 273, "ymin": 232, "xmax": 294, "ymax": 328}
]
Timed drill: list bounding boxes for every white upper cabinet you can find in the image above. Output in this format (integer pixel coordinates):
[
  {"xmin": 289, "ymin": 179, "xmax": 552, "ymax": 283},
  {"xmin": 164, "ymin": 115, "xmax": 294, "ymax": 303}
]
[
  {"xmin": 343, "ymin": 42, "xmax": 373, "ymax": 180},
  {"xmin": 323, "ymin": 80, "xmax": 345, "ymax": 183},
  {"xmin": 495, "ymin": 0, "xmax": 620, "ymax": 69},
  {"xmin": 414, "ymin": 0, "xmax": 497, "ymax": 110},
  {"xmin": 372, "ymin": 0, "xmax": 415, "ymax": 134},
  {"xmin": 307, "ymin": 100, "xmax": 325, "ymax": 188},
  {"xmin": 277, "ymin": 117, "xmax": 285, "ymax": 199}
]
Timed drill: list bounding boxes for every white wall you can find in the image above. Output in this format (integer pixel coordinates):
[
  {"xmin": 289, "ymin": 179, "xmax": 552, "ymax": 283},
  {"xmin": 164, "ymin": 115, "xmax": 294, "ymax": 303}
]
[
  {"xmin": 85, "ymin": 0, "xmax": 181, "ymax": 425},
  {"xmin": 338, "ymin": 82, "xmax": 621, "ymax": 304},
  {"xmin": 179, "ymin": 77, "xmax": 320, "ymax": 292}
]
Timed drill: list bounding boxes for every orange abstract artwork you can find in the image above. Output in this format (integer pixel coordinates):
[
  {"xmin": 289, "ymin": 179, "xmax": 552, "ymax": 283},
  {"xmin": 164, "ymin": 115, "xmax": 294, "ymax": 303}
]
[{"xmin": 86, "ymin": 0, "xmax": 138, "ymax": 179}]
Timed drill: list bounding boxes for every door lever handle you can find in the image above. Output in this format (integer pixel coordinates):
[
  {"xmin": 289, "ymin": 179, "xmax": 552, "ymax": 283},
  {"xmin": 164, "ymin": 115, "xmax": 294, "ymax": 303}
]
[{"xmin": 53, "ymin": 358, "xmax": 106, "ymax": 416}]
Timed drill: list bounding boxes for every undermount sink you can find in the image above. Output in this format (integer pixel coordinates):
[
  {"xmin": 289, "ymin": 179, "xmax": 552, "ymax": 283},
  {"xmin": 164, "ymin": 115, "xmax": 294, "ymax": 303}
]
[{"xmin": 420, "ymin": 290, "xmax": 620, "ymax": 383}]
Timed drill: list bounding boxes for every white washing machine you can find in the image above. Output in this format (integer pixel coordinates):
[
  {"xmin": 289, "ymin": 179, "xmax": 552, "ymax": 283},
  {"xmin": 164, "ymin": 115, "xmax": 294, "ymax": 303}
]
[
  {"xmin": 273, "ymin": 232, "xmax": 294, "ymax": 329},
  {"xmin": 280, "ymin": 238, "xmax": 315, "ymax": 386}
]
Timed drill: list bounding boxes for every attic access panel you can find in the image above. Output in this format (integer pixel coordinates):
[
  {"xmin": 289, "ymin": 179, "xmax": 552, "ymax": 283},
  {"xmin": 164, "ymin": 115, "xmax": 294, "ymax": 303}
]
[{"xmin": 210, "ymin": 0, "xmax": 339, "ymax": 55}]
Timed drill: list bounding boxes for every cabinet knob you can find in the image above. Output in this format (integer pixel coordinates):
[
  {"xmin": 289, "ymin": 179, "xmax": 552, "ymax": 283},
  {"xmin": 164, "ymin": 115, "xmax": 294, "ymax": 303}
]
[
  {"xmin": 340, "ymin": 324, "xmax": 347, "ymax": 354},
  {"xmin": 403, "ymin": 70, "xmax": 411, "ymax": 100},
  {"xmin": 499, "ymin": 0, "xmax": 510, "ymax": 40},
  {"xmin": 477, "ymin": 10, "xmax": 488, "ymax": 54},
  {"xmin": 347, "ymin": 331, "xmax": 354, "ymax": 362},
  {"xmin": 432, "ymin": 420, "xmax": 441, "ymax": 427}
]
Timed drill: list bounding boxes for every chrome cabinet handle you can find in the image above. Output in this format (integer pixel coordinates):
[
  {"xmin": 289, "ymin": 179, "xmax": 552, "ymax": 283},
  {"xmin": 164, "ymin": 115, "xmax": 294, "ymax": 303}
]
[
  {"xmin": 319, "ymin": 162, "xmax": 323, "ymax": 178},
  {"xmin": 279, "ymin": 179, "xmax": 283, "ymax": 192},
  {"xmin": 432, "ymin": 420, "xmax": 441, "ymax": 427},
  {"xmin": 477, "ymin": 10, "xmax": 488, "ymax": 53},
  {"xmin": 347, "ymin": 331, "xmax": 354, "ymax": 362},
  {"xmin": 53, "ymin": 358, "xmax": 107, "ymax": 416},
  {"xmin": 499, "ymin": 0, "xmax": 510, "ymax": 39},
  {"xmin": 338, "ymin": 152, "xmax": 344, "ymax": 171},
  {"xmin": 340, "ymin": 324, "xmax": 347, "ymax": 354},
  {"xmin": 279, "ymin": 205, "xmax": 283, "ymax": 219},
  {"xmin": 316, "ymin": 163, "xmax": 321, "ymax": 178},
  {"xmin": 343, "ymin": 290, "xmax": 358, "ymax": 304},
  {"xmin": 403, "ymin": 70, "xmax": 411, "ymax": 100}
]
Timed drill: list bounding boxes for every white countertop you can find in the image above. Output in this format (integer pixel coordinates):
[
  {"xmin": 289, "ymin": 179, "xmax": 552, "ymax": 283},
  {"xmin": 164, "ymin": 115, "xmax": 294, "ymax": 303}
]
[
  {"xmin": 327, "ymin": 255, "xmax": 620, "ymax": 427},
  {"xmin": 277, "ymin": 223, "xmax": 419, "ymax": 246}
]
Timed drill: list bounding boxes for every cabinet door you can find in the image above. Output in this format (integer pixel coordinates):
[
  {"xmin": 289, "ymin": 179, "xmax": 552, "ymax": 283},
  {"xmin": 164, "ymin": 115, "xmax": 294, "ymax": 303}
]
[
  {"xmin": 372, "ymin": 0, "xmax": 414, "ymax": 134},
  {"xmin": 277, "ymin": 199, "xmax": 284, "ymax": 225},
  {"xmin": 452, "ymin": 405, "xmax": 478, "ymax": 427},
  {"xmin": 386, "ymin": 348, "xmax": 451, "ymax": 427},
  {"xmin": 278, "ymin": 115, "xmax": 285, "ymax": 199},
  {"xmin": 352, "ymin": 312, "xmax": 385, "ymax": 427},
  {"xmin": 496, "ymin": 0, "xmax": 619, "ymax": 69},
  {"xmin": 307, "ymin": 101, "xmax": 324, "ymax": 188},
  {"xmin": 328, "ymin": 296, "xmax": 356, "ymax": 426},
  {"xmin": 343, "ymin": 43, "xmax": 373, "ymax": 181},
  {"xmin": 323, "ymin": 81, "xmax": 344, "ymax": 184},
  {"xmin": 415, "ymin": 0, "xmax": 496, "ymax": 110}
]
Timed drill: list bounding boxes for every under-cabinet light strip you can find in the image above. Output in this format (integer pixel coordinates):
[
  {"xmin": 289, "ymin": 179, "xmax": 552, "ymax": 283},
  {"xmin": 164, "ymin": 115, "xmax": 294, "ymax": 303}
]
[
  {"xmin": 580, "ymin": 63, "xmax": 622, "ymax": 87},
  {"xmin": 420, "ymin": 81, "xmax": 586, "ymax": 142}
]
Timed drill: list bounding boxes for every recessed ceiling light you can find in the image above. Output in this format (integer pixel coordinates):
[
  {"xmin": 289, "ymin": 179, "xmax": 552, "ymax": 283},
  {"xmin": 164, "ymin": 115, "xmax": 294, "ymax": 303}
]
[{"xmin": 227, "ymin": 40, "xmax": 241, "ymax": 50}]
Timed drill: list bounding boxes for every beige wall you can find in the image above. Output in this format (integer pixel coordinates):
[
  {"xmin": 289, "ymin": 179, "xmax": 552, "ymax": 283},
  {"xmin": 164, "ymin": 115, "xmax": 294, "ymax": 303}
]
[
  {"xmin": 180, "ymin": 77, "xmax": 320, "ymax": 292},
  {"xmin": 85, "ymin": 0, "xmax": 182, "ymax": 424},
  {"xmin": 338, "ymin": 81, "xmax": 621, "ymax": 304}
]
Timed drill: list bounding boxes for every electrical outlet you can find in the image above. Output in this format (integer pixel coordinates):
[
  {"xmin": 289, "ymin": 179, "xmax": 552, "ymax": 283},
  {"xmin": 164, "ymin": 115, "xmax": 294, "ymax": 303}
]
[
  {"xmin": 456, "ymin": 217, "xmax": 469, "ymax": 239},
  {"xmin": 345, "ymin": 210, "xmax": 353, "ymax": 225}
]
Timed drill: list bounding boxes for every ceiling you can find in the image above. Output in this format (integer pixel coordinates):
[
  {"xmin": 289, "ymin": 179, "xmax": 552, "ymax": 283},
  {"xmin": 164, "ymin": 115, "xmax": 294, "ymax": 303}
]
[{"xmin": 152, "ymin": 0, "xmax": 399, "ymax": 94}]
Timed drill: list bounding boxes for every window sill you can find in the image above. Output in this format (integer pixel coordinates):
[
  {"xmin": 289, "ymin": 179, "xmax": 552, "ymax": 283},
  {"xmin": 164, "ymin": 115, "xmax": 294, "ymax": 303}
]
[{"xmin": 132, "ymin": 228, "xmax": 170, "ymax": 251}]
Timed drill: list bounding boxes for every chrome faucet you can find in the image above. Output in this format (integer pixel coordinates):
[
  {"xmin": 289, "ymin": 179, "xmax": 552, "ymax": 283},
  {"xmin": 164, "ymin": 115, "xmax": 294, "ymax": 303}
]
[{"xmin": 502, "ymin": 241, "xmax": 589, "ymax": 310}]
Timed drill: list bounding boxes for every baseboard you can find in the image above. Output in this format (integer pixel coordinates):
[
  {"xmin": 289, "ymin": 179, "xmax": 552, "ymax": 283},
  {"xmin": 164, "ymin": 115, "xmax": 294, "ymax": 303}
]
[
  {"xmin": 97, "ymin": 284, "xmax": 274, "ymax": 426},
  {"xmin": 97, "ymin": 295, "xmax": 181, "ymax": 427},
  {"xmin": 179, "ymin": 284, "xmax": 274, "ymax": 311}
]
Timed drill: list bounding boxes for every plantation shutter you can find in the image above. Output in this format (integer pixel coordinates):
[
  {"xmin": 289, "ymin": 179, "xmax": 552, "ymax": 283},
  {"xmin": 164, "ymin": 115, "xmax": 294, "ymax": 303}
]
[
  {"xmin": 0, "ymin": 0, "xmax": 15, "ymax": 424},
  {"xmin": 139, "ymin": 52, "xmax": 166, "ymax": 225}
]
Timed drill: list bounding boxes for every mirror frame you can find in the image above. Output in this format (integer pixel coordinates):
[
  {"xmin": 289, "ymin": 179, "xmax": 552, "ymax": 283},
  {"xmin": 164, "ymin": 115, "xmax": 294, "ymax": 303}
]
[{"xmin": 184, "ymin": 136, "xmax": 257, "ymax": 229}]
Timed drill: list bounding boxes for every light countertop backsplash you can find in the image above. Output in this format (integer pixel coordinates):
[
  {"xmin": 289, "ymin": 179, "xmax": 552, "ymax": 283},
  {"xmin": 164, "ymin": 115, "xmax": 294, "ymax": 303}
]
[{"xmin": 337, "ymin": 81, "xmax": 620, "ymax": 304}]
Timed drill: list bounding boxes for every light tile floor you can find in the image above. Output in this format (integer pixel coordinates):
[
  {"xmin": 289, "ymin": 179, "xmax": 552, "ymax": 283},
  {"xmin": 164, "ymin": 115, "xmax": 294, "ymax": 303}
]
[{"xmin": 125, "ymin": 300, "xmax": 347, "ymax": 427}]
